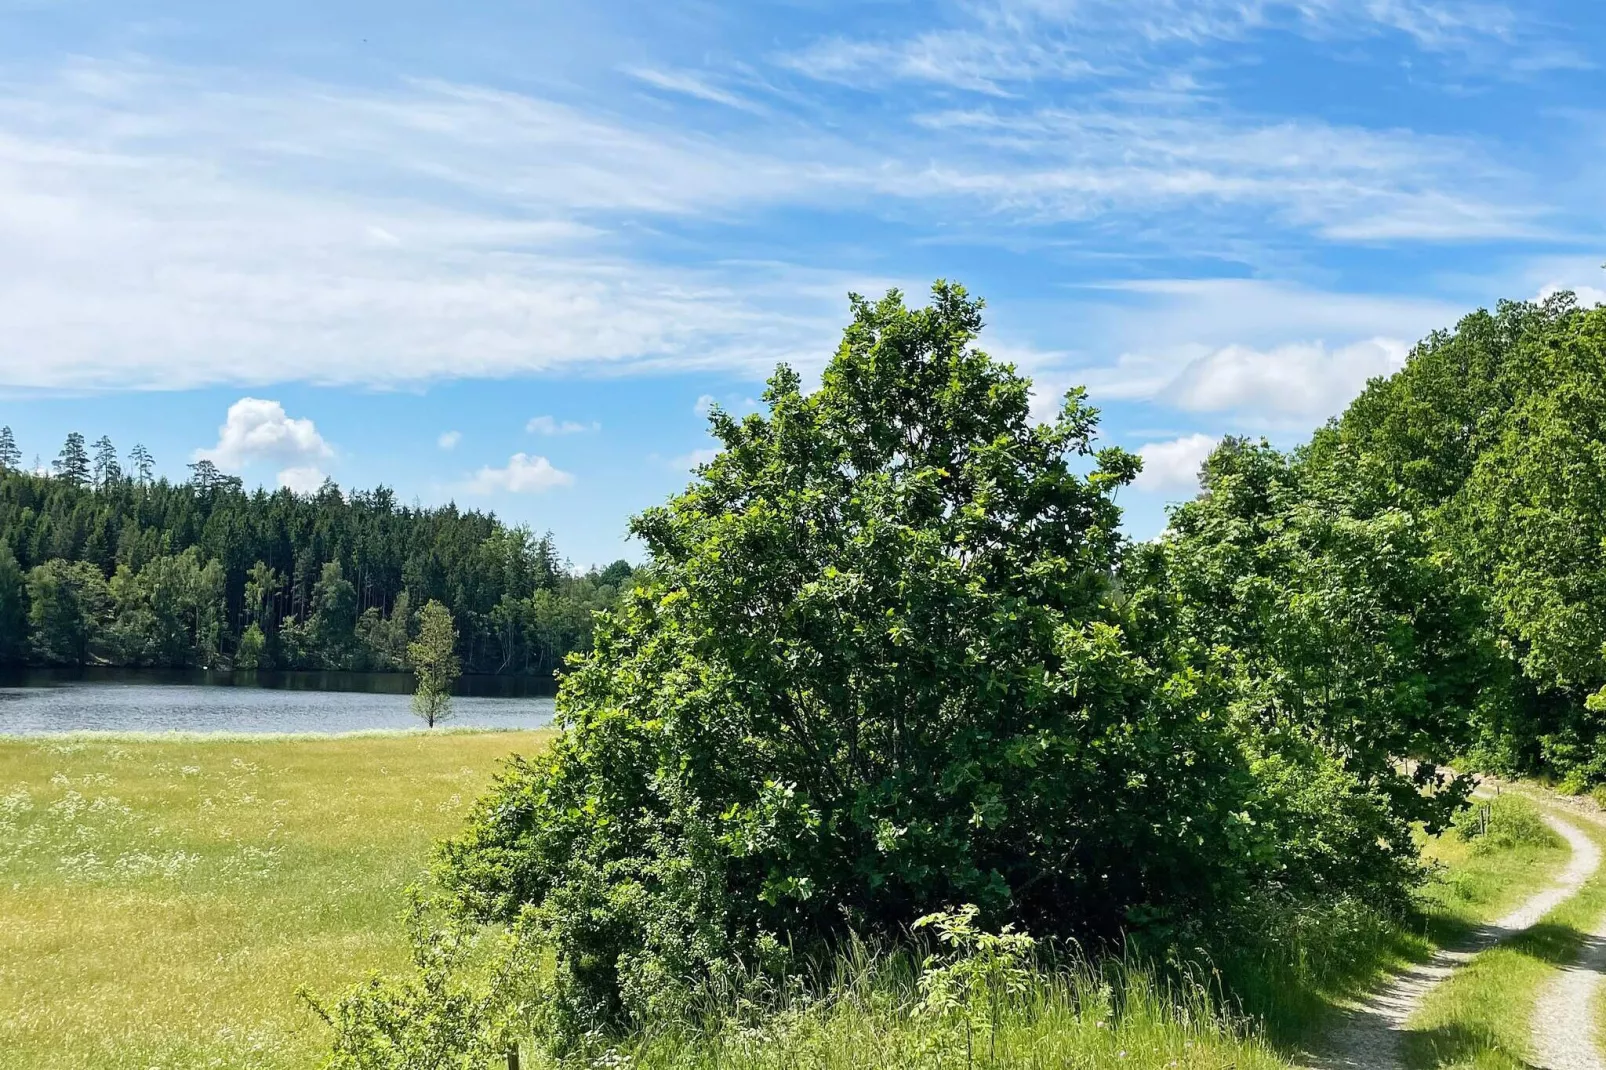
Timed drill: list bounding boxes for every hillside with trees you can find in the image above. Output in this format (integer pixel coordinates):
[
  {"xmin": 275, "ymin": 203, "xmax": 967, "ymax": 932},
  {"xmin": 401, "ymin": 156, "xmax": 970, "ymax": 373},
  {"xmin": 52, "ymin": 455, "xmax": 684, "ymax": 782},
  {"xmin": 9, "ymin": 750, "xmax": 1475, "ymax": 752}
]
[
  {"xmin": 1304, "ymin": 293, "xmax": 1606, "ymax": 789},
  {"xmin": 0, "ymin": 444, "xmax": 631, "ymax": 674}
]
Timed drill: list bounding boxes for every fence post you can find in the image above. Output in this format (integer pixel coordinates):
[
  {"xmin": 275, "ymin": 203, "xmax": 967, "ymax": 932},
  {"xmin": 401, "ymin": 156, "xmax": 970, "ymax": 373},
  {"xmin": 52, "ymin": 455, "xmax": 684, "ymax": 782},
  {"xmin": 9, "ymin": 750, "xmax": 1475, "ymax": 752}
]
[{"xmin": 507, "ymin": 1043, "xmax": 520, "ymax": 1070}]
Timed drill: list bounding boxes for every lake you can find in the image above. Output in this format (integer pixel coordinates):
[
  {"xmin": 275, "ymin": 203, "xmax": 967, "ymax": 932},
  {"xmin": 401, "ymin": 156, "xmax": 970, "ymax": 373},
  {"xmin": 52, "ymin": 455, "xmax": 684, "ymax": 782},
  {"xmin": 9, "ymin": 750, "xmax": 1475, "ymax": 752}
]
[{"xmin": 0, "ymin": 668, "xmax": 558, "ymax": 735}]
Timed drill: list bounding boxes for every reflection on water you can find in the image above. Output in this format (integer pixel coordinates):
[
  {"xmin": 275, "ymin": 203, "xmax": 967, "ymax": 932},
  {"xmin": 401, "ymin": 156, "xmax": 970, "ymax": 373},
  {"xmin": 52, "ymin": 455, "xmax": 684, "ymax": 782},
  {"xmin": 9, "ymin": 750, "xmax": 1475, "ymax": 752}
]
[{"xmin": 0, "ymin": 668, "xmax": 557, "ymax": 736}]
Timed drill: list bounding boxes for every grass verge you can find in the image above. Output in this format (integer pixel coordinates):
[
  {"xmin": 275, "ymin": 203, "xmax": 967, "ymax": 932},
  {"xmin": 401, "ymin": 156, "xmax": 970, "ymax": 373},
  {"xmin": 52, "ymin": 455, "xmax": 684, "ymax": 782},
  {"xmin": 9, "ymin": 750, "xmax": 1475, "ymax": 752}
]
[
  {"xmin": 1219, "ymin": 797, "xmax": 1572, "ymax": 1054},
  {"xmin": 1402, "ymin": 791, "xmax": 1606, "ymax": 1069}
]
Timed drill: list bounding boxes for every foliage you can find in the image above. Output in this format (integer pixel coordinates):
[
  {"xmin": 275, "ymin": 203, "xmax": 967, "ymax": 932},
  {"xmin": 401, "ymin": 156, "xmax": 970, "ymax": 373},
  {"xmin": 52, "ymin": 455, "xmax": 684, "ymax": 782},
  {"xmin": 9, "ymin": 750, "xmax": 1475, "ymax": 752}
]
[
  {"xmin": 0, "ymin": 427, "xmax": 19, "ymax": 473},
  {"xmin": 1308, "ymin": 295, "xmax": 1606, "ymax": 784},
  {"xmin": 410, "ymin": 601, "xmax": 462, "ymax": 728},
  {"xmin": 106, "ymin": 548, "xmax": 227, "ymax": 667},
  {"xmin": 53, "ymin": 432, "xmax": 90, "ymax": 486},
  {"xmin": 912, "ymin": 905, "xmax": 1037, "ymax": 1065},
  {"xmin": 436, "ymin": 284, "xmax": 1385, "ymax": 1037},
  {"xmin": 25, "ymin": 558, "xmax": 109, "ymax": 664},
  {"xmin": 1451, "ymin": 794, "xmax": 1560, "ymax": 854},
  {"xmin": 308, "ymin": 900, "xmax": 537, "ymax": 1070},
  {"xmin": 1127, "ymin": 437, "xmax": 1490, "ymax": 857},
  {"xmin": 0, "ymin": 457, "xmax": 631, "ymax": 673},
  {"xmin": 0, "ymin": 543, "xmax": 24, "ymax": 663},
  {"xmin": 237, "ymin": 622, "xmax": 267, "ymax": 669}
]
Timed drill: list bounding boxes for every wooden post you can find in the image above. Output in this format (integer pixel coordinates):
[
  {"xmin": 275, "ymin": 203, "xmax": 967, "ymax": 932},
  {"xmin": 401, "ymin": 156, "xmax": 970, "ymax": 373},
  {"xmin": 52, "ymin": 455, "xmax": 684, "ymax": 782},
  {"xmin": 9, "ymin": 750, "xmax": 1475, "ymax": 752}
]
[{"xmin": 507, "ymin": 1043, "xmax": 520, "ymax": 1070}]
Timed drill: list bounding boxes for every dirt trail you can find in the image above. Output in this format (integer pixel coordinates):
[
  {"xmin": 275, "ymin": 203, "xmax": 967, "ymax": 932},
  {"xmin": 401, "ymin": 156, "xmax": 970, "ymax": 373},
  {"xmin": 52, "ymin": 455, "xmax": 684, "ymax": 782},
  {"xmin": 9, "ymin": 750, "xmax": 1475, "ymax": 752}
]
[
  {"xmin": 1303, "ymin": 812, "xmax": 1599, "ymax": 1070},
  {"xmin": 1530, "ymin": 803, "xmax": 1606, "ymax": 1070}
]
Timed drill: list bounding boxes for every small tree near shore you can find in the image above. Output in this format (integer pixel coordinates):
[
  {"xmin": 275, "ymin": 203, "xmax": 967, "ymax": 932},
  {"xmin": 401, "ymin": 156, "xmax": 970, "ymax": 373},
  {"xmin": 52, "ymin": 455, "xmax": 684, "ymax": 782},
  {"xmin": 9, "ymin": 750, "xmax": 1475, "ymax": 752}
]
[{"xmin": 409, "ymin": 600, "xmax": 460, "ymax": 728}]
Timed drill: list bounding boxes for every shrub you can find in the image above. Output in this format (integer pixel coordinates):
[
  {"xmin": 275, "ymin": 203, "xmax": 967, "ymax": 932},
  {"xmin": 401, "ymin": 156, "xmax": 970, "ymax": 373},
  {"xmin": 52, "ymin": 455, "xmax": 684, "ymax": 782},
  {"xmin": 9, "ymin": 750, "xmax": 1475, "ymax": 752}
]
[{"xmin": 1452, "ymin": 794, "xmax": 1560, "ymax": 853}]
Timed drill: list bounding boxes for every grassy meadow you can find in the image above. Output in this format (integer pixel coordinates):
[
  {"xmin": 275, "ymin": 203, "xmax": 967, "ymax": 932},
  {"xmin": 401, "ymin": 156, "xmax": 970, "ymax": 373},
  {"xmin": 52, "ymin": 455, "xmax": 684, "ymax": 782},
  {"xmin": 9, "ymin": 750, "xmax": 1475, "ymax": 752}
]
[{"xmin": 0, "ymin": 729, "xmax": 551, "ymax": 1070}]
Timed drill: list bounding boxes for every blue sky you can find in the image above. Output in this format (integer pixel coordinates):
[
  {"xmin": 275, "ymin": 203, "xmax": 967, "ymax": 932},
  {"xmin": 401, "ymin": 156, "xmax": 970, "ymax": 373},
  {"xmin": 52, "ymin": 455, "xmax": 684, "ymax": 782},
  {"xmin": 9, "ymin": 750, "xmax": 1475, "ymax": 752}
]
[{"xmin": 2, "ymin": 0, "xmax": 1603, "ymax": 563}]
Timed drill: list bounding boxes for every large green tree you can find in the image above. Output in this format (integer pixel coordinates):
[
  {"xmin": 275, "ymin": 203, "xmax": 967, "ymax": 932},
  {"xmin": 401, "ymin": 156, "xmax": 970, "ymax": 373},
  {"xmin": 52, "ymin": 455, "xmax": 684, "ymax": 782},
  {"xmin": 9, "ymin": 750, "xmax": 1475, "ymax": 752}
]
[
  {"xmin": 1308, "ymin": 294, "xmax": 1606, "ymax": 784},
  {"xmin": 439, "ymin": 285, "xmax": 1283, "ymax": 1032},
  {"xmin": 25, "ymin": 559, "xmax": 108, "ymax": 664},
  {"xmin": 1126, "ymin": 438, "xmax": 1491, "ymax": 894}
]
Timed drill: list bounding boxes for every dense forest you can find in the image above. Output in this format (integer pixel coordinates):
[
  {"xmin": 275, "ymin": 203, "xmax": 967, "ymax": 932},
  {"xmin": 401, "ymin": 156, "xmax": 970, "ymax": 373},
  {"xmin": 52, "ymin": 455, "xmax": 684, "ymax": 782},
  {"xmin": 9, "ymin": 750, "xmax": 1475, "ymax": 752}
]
[{"xmin": 0, "ymin": 431, "xmax": 631, "ymax": 674}]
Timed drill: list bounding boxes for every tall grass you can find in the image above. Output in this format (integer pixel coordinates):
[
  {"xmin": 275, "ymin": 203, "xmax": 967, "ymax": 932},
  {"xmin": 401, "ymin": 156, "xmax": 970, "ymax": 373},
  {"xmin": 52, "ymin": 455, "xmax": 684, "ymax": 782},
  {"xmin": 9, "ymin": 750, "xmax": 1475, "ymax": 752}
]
[{"xmin": 543, "ymin": 943, "xmax": 1285, "ymax": 1070}]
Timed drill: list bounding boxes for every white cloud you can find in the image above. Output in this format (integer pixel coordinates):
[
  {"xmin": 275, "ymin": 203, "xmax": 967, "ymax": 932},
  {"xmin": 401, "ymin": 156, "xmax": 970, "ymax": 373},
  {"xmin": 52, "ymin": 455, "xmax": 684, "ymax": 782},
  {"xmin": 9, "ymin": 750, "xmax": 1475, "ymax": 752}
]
[
  {"xmin": 526, "ymin": 415, "xmax": 600, "ymax": 435},
  {"xmin": 892, "ymin": 109, "xmax": 1543, "ymax": 242},
  {"xmin": 667, "ymin": 448, "xmax": 720, "ymax": 471},
  {"xmin": 693, "ymin": 394, "xmax": 717, "ymax": 416},
  {"xmin": 1163, "ymin": 338, "xmax": 1409, "ymax": 419},
  {"xmin": 277, "ymin": 465, "xmax": 328, "ymax": 494},
  {"xmin": 467, "ymin": 453, "xmax": 574, "ymax": 494},
  {"xmin": 0, "ymin": 51, "xmax": 1566, "ymax": 397},
  {"xmin": 438, "ymin": 430, "xmax": 462, "ymax": 450},
  {"xmin": 194, "ymin": 397, "xmax": 332, "ymax": 470},
  {"xmin": 1134, "ymin": 434, "xmax": 1218, "ymax": 492},
  {"xmin": 0, "ymin": 61, "xmax": 862, "ymax": 392},
  {"xmin": 784, "ymin": 0, "xmax": 1526, "ymax": 92}
]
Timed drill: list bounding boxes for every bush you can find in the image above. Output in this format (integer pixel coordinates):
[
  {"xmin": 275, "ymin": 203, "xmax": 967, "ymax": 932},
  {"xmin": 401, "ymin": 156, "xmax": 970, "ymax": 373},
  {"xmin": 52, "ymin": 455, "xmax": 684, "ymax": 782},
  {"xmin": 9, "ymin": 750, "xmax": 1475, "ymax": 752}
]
[{"xmin": 1452, "ymin": 794, "xmax": 1560, "ymax": 854}]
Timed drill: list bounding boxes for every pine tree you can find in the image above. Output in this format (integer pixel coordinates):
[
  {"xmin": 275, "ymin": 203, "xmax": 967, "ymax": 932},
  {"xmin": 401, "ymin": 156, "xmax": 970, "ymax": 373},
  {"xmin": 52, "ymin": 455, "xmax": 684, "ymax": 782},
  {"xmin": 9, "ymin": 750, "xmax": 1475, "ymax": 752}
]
[
  {"xmin": 187, "ymin": 459, "xmax": 222, "ymax": 490},
  {"xmin": 53, "ymin": 433, "xmax": 90, "ymax": 486},
  {"xmin": 128, "ymin": 443, "xmax": 154, "ymax": 484},
  {"xmin": 92, "ymin": 436, "xmax": 122, "ymax": 486},
  {"xmin": 0, "ymin": 426, "xmax": 19, "ymax": 472}
]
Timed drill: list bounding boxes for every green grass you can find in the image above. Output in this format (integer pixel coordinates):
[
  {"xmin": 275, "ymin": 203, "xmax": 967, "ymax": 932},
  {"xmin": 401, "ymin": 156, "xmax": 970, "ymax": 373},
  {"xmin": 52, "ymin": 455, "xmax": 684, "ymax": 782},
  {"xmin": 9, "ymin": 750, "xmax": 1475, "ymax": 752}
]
[
  {"xmin": 1416, "ymin": 798, "xmax": 1571, "ymax": 939},
  {"xmin": 1403, "ymin": 793, "xmax": 1606, "ymax": 1069},
  {"xmin": 581, "ymin": 954, "xmax": 1292, "ymax": 1070},
  {"xmin": 0, "ymin": 729, "xmax": 552, "ymax": 1070},
  {"xmin": 0, "ymin": 736, "xmax": 1583, "ymax": 1070}
]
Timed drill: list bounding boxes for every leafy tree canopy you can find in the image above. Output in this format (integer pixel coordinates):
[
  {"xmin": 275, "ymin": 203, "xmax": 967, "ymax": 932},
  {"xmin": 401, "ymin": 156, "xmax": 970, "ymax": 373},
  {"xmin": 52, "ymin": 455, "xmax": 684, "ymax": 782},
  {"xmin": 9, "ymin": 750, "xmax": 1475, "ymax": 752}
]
[{"xmin": 439, "ymin": 284, "xmax": 1387, "ymax": 1035}]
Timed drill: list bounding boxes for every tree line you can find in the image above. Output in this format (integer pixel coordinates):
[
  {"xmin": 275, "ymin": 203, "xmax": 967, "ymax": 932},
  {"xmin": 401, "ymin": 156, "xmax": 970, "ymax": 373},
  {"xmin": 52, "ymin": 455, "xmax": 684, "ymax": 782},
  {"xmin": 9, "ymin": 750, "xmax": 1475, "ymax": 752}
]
[{"xmin": 0, "ymin": 434, "xmax": 632, "ymax": 674}]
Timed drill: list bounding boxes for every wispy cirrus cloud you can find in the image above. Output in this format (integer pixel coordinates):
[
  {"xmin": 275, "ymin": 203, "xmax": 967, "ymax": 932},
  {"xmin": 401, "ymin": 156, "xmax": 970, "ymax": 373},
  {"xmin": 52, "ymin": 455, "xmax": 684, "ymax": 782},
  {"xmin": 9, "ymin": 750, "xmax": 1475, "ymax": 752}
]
[
  {"xmin": 782, "ymin": 0, "xmax": 1529, "ymax": 93},
  {"xmin": 624, "ymin": 66, "xmax": 766, "ymax": 113},
  {"xmin": 0, "ymin": 25, "xmax": 1581, "ymax": 401}
]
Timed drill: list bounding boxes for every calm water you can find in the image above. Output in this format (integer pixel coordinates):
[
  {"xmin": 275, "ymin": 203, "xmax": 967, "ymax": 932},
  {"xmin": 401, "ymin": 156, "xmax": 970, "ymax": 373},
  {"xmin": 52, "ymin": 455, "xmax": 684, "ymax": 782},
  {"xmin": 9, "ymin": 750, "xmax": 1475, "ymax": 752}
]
[{"xmin": 0, "ymin": 668, "xmax": 557, "ymax": 735}]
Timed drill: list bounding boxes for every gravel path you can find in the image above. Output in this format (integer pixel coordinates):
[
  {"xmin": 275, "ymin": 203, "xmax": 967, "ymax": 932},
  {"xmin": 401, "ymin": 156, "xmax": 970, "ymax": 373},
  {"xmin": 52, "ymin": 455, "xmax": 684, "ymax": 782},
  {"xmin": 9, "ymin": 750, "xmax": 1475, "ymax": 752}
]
[
  {"xmin": 1531, "ymin": 830, "xmax": 1606, "ymax": 1070},
  {"xmin": 1303, "ymin": 812, "xmax": 1598, "ymax": 1070}
]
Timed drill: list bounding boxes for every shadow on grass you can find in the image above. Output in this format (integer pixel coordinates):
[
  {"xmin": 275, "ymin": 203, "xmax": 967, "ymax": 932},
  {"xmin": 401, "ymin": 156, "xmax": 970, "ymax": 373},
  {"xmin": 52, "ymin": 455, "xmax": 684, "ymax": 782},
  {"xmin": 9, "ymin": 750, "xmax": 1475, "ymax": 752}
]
[
  {"xmin": 1402, "ymin": 1020, "xmax": 1543, "ymax": 1070},
  {"xmin": 1392, "ymin": 920, "xmax": 1594, "ymax": 1069}
]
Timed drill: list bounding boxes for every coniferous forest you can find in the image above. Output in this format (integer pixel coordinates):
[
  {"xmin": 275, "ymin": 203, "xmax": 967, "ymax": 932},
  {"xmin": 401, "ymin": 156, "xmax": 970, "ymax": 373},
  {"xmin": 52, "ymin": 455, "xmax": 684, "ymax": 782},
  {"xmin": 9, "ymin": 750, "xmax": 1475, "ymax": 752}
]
[{"xmin": 0, "ymin": 436, "xmax": 631, "ymax": 674}]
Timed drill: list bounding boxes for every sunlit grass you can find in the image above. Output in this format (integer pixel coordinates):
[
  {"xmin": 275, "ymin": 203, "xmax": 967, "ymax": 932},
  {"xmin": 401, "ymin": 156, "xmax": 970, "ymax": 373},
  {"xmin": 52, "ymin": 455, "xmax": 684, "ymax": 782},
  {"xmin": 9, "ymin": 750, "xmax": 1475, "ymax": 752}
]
[
  {"xmin": 0, "ymin": 729, "xmax": 552, "ymax": 1070},
  {"xmin": 1415, "ymin": 800, "xmax": 1572, "ymax": 939},
  {"xmin": 0, "ymin": 736, "xmax": 1581, "ymax": 1070}
]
